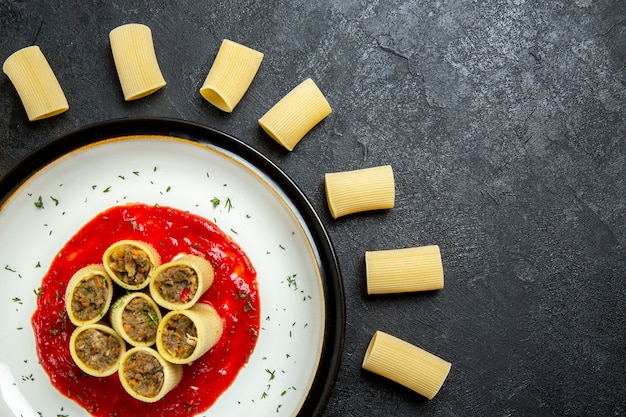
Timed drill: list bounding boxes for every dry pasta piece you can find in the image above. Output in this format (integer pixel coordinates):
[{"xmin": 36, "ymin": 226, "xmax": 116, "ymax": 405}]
[
  {"xmin": 200, "ymin": 39, "xmax": 263, "ymax": 112},
  {"xmin": 365, "ymin": 245, "xmax": 444, "ymax": 294},
  {"xmin": 362, "ymin": 330, "xmax": 451, "ymax": 400},
  {"xmin": 156, "ymin": 303, "xmax": 223, "ymax": 364},
  {"xmin": 109, "ymin": 23, "xmax": 166, "ymax": 100},
  {"xmin": 325, "ymin": 165, "xmax": 394, "ymax": 218},
  {"xmin": 119, "ymin": 346, "xmax": 183, "ymax": 403},
  {"xmin": 2, "ymin": 45, "xmax": 69, "ymax": 121},
  {"xmin": 258, "ymin": 78, "xmax": 331, "ymax": 151}
]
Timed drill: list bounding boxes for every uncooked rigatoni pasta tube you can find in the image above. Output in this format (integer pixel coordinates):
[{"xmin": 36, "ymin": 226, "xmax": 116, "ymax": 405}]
[
  {"xmin": 200, "ymin": 39, "xmax": 263, "ymax": 112},
  {"xmin": 2, "ymin": 45, "xmax": 69, "ymax": 121},
  {"xmin": 325, "ymin": 165, "xmax": 395, "ymax": 218},
  {"xmin": 362, "ymin": 331, "xmax": 451, "ymax": 400},
  {"xmin": 365, "ymin": 245, "xmax": 444, "ymax": 294},
  {"xmin": 109, "ymin": 23, "xmax": 166, "ymax": 100},
  {"xmin": 258, "ymin": 78, "xmax": 331, "ymax": 151}
]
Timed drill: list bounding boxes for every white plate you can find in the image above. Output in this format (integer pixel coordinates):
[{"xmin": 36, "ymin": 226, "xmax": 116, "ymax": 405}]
[{"xmin": 0, "ymin": 118, "xmax": 344, "ymax": 417}]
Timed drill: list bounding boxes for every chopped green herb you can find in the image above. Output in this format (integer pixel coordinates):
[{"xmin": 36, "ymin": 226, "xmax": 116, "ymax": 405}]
[
  {"xmin": 12, "ymin": 297, "xmax": 22, "ymax": 304},
  {"xmin": 50, "ymin": 196, "xmax": 59, "ymax": 206},
  {"xmin": 211, "ymin": 197, "xmax": 220, "ymax": 208},
  {"xmin": 34, "ymin": 196, "xmax": 44, "ymax": 208},
  {"xmin": 225, "ymin": 197, "xmax": 234, "ymax": 212},
  {"xmin": 102, "ymin": 186, "xmax": 111, "ymax": 193}
]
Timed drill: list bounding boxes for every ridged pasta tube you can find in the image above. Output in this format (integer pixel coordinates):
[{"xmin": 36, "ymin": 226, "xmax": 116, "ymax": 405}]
[
  {"xmin": 365, "ymin": 245, "xmax": 444, "ymax": 294},
  {"xmin": 200, "ymin": 39, "xmax": 264, "ymax": 112},
  {"xmin": 64, "ymin": 264, "xmax": 114, "ymax": 326},
  {"xmin": 325, "ymin": 165, "xmax": 395, "ymax": 218},
  {"xmin": 119, "ymin": 346, "xmax": 183, "ymax": 403},
  {"xmin": 109, "ymin": 23, "xmax": 166, "ymax": 100},
  {"xmin": 362, "ymin": 331, "xmax": 451, "ymax": 400},
  {"xmin": 258, "ymin": 78, "xmax": 332, "ymax": 151},
  {"xmin": 2, "ymin": 45, "xmax": 69, "ymax": 121},
  {"xmin": 103, "ymin": 240, "xmax": 161, "ymax": 291},
  {"xmin": 110, "ymin": 292, "xmax": 163, "ymax": 347},
  {"xmin": 156, "ymin": 303, "xmax": 224, "ymax": 364},
  {"xmin": 149, "ymin": 254, "xmax": 214, "ymax": 310},
  {"xmin": 69, "ymin": 323, "xmax": 126, "ymax": 377}
]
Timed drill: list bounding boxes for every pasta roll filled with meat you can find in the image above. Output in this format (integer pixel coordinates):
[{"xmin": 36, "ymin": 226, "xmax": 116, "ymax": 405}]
[
  {"xmin": 65, "ymin": 264, "xmax": 114, "ymax": 326},
  {"xmin": 69, "ymin": 323, "xmax": 126, "ymax": 377},
  {"xmin": 3, "ymin": 45, "xmax": 69, "ymax": 121},
  {"xmin": 200, "ymin": 39, "xmax": 264, "ymax": 112},
  {"xmin": 156, "ymin": 303, "xmax": 223, "ymax": 364},
  {"xmin": 362, "ymin": 331, "xmax": 451, "ymax": 400},
  {"xmin": 119, "ymin": 346, "xmax": 183, "ymax": 403},
  {"xmin": 365, "ymin": 245, "xmax": 444, "ymax": 294},
  {"xmin": 325, "ymin": 165, "xmax": 395, "ymax": 218},
  {"xmin": 109, "ymin": 23, "xmax": 166, "ymax": 100},
  {"xmin": 103, "ymin": 240, "xmax": 161, "ymax": 290},
  {"xmin": 110, "ymin": 292, "xmax": 162, "ymax": 347},
  {"xmin": 258, "ymin": 78, "xmax": 332, "ymax": 151},
  {"xmin": 149, "ymin": 254, "xmax": 214, "ymax": 310}
]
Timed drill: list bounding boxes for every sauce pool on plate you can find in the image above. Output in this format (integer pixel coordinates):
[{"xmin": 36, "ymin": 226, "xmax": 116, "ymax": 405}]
[{"xmin": 31, "ymin": 203, "xmax": 260, "ymax": 417}]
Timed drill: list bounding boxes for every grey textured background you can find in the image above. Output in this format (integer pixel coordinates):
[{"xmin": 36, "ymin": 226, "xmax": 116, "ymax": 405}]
[{"xmin": 1, "ymin": 1, "xmax": 624, "ymax": 416}]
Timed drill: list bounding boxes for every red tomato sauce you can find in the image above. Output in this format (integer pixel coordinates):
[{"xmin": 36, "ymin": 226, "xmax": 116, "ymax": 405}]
[{"xmin": 31, "ymin": 203, "xmax": 260, "ymax": 417}]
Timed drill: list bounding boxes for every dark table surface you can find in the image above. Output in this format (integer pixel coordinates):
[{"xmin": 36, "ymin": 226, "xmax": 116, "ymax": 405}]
[{"xmin": 1, "ymin": 1, "xmax": 624, "ymax": 416}]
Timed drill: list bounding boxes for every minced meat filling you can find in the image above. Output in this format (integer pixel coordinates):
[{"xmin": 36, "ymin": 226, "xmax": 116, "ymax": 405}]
[
  {"xmin": 123, "ymin": 351, "xmax": 164, "ymax": 398},
  {"xmin": 72, "ymin": 275, "xmax": 109, "ymax": 321},
  {"xmin": 161, "ymin": 314, "xmax": 198, "ymax": 359},
  {"xmin": 122, "ymin": 298, "xmax": 159, "ymax": 343},
  {"xmin": 108, "ymin": 245, "xmax": 153, "ymax": 286},
  {"xmin": 153, "ymin": 265, "xmax": 198, "ymax": 303},
  {"xmin": 75, "ymin": 329, "xmax": 121, "ymax": 372}
]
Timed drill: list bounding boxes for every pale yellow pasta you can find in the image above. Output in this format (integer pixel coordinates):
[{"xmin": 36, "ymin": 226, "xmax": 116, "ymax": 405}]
[
  {"xmin": 109, "ymin": 23, "xmax": 166, "ymax": 100},
  {"xmin": 69, "ymin": 323, "xmax": 126, "ymax": 377},
  {"xmin": 110, "ymin": 292, "xmax": 163, "ymax": 347},
  {"xmin": 103, "ymin": 240, "xmax": 161, "ymax": 291},
  {"xmin": 365, "ymin": 245, "xmax": 444, "ymax": 294},
  {"xmin": 325, "ymin": 165, "xmax": 394, "ymax": 218},
  {"xmin": 156, "ymin": 303, "xmax": 224, "ymax": 364},
  {"xmin": 149, "ymin": 254, "xmax": 214, "ymax": 310},
  {"xmin": 64, "ymin": 264, "xmax": 114, "ymax": 326},
  {"xmin": 119, "ymin": 346, "xmax": 183, "ymax": 403},
  {"xmin": 200, "ymin": 39, "xmax": 264, "ymax": 113},
  {"xmin": 362, "ymin": 331, "xmax": 451, "ymax": 400},
  {"xmin": 258, "ymin": 78, "xmax": 332, "ymax": 151},
  {"xmin": 2, "ymin": 45, "xmax": 69, "ymax": 121}
]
